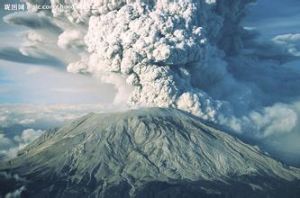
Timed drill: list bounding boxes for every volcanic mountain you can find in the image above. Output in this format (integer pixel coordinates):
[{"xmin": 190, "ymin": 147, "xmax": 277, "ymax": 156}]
[{"xmin": 1, "ymin": 108, "xmax": 300, "ymax": 197}]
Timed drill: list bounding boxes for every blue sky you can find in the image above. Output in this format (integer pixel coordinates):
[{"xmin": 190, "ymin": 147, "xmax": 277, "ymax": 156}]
[{"xmin": 245, "ymin": 0, "xmax": 300, "ymax": 38}]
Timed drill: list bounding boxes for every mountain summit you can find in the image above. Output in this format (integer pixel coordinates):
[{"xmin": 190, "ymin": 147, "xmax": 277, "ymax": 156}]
[{"xmin": 1, "ymin": 108, "xmax": 300, "ymax": 197}]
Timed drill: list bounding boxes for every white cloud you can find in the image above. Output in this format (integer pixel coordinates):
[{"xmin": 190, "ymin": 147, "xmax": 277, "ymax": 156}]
[
  {"xmin": 248, "ymin": 104, "xmax": 298, "ymax": 138},
  {"xmin": 0, "ymin": 128, "xmax": 44, "ymax": 159},
  {"xmin": 14, "ymin": 129, "xmax": 43, "ymax": 143},
  {"xmin": 273, "ymin": 33, "xmax": 300, "ymax": 56},
  {"xmin": 0, "ymin": 134, "xmax": 13, "ymax": 151},
  {"xmin": 0, "ymin": 104, "xmax": 110, "ymax": 128}
]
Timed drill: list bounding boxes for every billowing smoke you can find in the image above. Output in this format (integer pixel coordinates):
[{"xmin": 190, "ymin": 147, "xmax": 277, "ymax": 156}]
[
  {"xmin": 55, "ymin": 0, "xmax": 263, "ymax": 128},
  {"xmin": 71, "ymin": 0, "xmax": 225, "ymax": 120},
  {"xmin": 26, "ymin": 0, "xmax": 248, "ymax": 121},
  {"xmin": 6, "ymin": 0, "xmax": 300, "ymax": 164}
]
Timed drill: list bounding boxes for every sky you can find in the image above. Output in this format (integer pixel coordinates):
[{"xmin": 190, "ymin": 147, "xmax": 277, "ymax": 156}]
[
  {"xmin": 0, "ymin": 1, "xmax": 116, "ymax": 105},
  {"xmin": 0, "ymin": 0, "xmax": 300, "ymax": 165},
  {"xmin": 245, "ymin": 0, "xmax": 300, "ymax": 38}
]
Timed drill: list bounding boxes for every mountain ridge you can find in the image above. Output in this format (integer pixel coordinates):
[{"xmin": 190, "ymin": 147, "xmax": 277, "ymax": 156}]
[{"xmin": 1, "ymin": 107, "xmax": 300, "ymax": 197}]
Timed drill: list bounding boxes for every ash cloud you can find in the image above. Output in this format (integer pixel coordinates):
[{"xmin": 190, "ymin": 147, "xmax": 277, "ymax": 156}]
[{"xmin": 67, "ymin": 0, "xmax": 232, "ymax": 121}]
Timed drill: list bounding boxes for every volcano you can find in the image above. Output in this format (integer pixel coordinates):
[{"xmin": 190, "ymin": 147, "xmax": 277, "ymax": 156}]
[{"xmin": 1, "ymin": 108, "xmax": 300, "ymax": 197}]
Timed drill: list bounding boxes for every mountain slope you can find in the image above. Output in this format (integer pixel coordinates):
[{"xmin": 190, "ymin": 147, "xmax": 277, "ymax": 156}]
[{"xmin": 1, "ymin": 108, "xmax": 300, "ymax": 197}]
